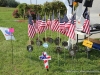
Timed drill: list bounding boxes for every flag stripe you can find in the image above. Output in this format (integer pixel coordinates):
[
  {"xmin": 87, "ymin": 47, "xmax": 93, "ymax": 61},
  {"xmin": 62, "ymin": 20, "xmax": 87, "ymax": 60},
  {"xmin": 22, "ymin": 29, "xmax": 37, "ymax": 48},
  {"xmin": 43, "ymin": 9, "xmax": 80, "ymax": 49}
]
[
  {"xmin": 28, "ymin": 24, "xmax": 36, "ymax": 38},
  {"xmin": 66, "ymin": 13, "xmax": 76, "ymax": 39},
  {"xmin": 83, "ymin": 19, "xmax": 90, "ymax": 34},
  {"xmin": 82, "ymin": 7, "xmax": 90, "ymax": 34}
]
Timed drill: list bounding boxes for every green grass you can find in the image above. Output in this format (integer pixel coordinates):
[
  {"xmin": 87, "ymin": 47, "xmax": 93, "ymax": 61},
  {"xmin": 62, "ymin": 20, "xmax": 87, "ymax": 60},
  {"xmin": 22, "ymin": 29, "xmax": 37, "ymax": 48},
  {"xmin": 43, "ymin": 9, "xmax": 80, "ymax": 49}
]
[{"xmin": 0, "ymin": 7, "xmax": 100, "ymax": 75}]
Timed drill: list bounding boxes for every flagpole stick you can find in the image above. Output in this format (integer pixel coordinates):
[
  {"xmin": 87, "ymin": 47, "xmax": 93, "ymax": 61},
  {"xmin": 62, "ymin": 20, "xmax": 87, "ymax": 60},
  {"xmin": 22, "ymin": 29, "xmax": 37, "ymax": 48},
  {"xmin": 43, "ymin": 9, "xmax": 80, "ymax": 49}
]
[
  {"xmin": 36, "ymin": 2, "xmax": 40, "ymax": 75},
  {"xmin": 48, "ymin": 14, "xmax": 50, "ymax": 37},
  {"xmin": 28, "ymin": 37, "xmax": 32, "ymax": 65},
  {"xmin": 29, "ymin": 37, "xmax": 31, "ymax": 42},
  {"xmin": 64, "ymin": 45, "xmax": 66, "ymax": 65},
  {"xmin": 87, "ymin": 7, "xmax": 90, "ymax": 40},
  {"xmin": 58, "ymin": 10, "xmax": 61, "ymax": 66},
  {"xmin": 45, "ymin": 13, "xmax": 46, "ymax": 40},
  {"xmin": 50, "ymin": 20, "xmax": 52, "ymax": 39},
  {"xmin": 57, "ymin": 10, "xmax": 59, "ymax": 38},
  {"xmin": 44, "ymin": 12, "xmax": 48, "ymax": 53},
  {"xmin": 11, "ymin": 32, "xmax": 13, "ymax": 64},
  {"xmin": 36, "ymin": 14, "xmax": 40, "ymax": 43},
  {"xmin": 11, "ymin": 31, "xmax": 14, "ymax": 75},
  {"xmin": 38, "ymin": 29, "xmax": 39, "ymax": 39},
  {"xmin": 37, "ymin": 12, "xmax": 41, "ymax": 75},
  {"xmin": 45, "ymin": 29, "xmax": 46, "ymax": 42},
  {"xmin": 51, "ymin": 10, "xmax": 54, "ymax": 38},
  {"xmin": 87, "ymin": 7, "xmax": 90, "ymax": 59},
  {"xmin": 37, "ymin": 28, "xmax": 41, "ymax": 75},
  {"xmin": 63, "ymin": 34, "xmax": 65, "ymax": 63},
  {"xmin": 50, "ymin": 19, "xmax": 52, "ymax": 38},
  {"xmin": 72, "ymin": 1, "xmax": 74, "ymax": 60},
  {"xmin": 58, "ymin": 9, "xmax": 61, "ymax": 46},
  {"xmin": 71, "ymin": 1, "xmax": 77, "ymax": 60},
  {"xmin": 36, "ymin": 14, "xmax": 39, "ymax": 40},
  {"xmin": 64, "ymin": 25, "xmax": 70, "ymax": 61},
  {"xmin": 72, "ymin": 39, "xmax": 74, "ymax": 60}
]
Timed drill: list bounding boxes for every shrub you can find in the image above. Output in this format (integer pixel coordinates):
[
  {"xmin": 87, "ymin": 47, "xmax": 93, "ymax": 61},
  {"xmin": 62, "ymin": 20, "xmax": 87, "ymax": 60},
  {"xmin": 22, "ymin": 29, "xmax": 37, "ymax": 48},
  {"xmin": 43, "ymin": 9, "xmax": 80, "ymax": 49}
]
[{"xmin": 12, "ymin": 9, "xmax": 20, "ymax": 18}]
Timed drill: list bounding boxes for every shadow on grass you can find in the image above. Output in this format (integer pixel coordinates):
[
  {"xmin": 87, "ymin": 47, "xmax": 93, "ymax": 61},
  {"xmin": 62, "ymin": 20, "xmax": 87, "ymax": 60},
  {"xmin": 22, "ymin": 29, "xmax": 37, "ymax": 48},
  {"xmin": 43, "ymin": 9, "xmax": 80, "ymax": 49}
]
[
  {"xmin": 51, "ymin": 66, "xmax": 65, "ymax": 73},
  {"xmin": 74, "ymin": 42, "xmax": 100, "ymax": 60},
  {"xmin": 25, "ymin": 52, "xmax": 40, "ymax": 62}
]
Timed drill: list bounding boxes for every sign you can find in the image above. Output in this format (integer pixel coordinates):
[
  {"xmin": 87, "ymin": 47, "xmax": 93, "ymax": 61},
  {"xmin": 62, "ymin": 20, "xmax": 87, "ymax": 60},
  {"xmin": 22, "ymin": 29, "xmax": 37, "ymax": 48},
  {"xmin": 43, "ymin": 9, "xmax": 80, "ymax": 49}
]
[
  {"xmin": 0, "ymin": 27, "xmax": 15, "ymax": 40},
  {"xmin": 83, "ymin": 40, "xmax": 93, "ymax": 48},
  {"xmin": 43, "ymin": 43, "xmax": 48, "ymax": 48}
]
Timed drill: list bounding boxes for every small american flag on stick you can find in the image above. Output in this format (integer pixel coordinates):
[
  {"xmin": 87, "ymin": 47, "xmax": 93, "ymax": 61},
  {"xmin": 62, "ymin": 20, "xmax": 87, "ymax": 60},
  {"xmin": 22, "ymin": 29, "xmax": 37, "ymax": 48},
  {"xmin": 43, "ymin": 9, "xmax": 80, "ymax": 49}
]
[
  {"xmin": 28, "ymin": 15, "xmax": 36, "ymax": 38},
  {"xmin": 83, "ymin": 7, "xmax": 90, "ymax": 34},
  {"xmin": 38, "ymin": 14, "xmax": 47, "ymax": 34},
  {"xmin": 67, "ymin": 13, "xmax": 76, "ymax": 39}
]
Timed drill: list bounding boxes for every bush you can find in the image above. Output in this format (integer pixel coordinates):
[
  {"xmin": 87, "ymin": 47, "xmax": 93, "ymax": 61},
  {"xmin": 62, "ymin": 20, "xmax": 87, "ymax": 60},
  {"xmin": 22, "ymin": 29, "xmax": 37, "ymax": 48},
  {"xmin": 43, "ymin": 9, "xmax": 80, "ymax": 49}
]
[{"xmin": 12, "ymin": 9, "xmax": 20, "ymax": 18}]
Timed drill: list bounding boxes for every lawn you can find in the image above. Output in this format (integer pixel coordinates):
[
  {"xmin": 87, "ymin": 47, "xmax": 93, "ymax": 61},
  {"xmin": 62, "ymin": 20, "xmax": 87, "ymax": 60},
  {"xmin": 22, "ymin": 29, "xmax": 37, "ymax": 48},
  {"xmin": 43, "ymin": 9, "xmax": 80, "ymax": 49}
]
[{"xmin": 0, "ymin": 7, "xmax": 100, "ymax": 75}]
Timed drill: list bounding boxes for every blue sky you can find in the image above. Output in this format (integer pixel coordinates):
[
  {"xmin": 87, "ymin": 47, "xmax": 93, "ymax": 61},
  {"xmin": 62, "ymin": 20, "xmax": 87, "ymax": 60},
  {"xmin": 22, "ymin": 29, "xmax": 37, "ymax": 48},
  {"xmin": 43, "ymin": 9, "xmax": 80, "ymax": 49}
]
[{"xmin": 15, "ymin": 0, "xmax": 54, "ymax": 4}]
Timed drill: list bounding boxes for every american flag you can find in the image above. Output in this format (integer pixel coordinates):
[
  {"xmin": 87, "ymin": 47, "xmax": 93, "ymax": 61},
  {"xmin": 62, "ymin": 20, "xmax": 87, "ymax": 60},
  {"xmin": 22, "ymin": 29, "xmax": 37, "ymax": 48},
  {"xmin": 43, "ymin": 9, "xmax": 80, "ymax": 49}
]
[
  {"xmin": 59, "ymin": 18, "xmax": 66, "ymax": 34},
  {"xmin": 63, "ymin": 14, "xmax": 69, "ymax": 23},
  {"xmin": 62, "ymin": 14, "xmax": 70, "ymax": 35},
  {"xmin": 51, "ymin": 20, "xmax": 57, "ymax": 31},
  {"xmin": 36, "ymin": 14, "xmax": 42, "ymax": 33},
  {"xmin": 83, "ymin": 7, "xmax": 90, "ymax": 34},
  {"xmin": 67, "ymin": 13, "xmax": 76, "ymax": 39},
  {"xmin": 51, "ymin": 12, "xmax": 57, "ymax": 31},
  {"xmin": 83, "ymin": 7, "xmax": 88, "ymax": 19},
  {"xmin": 38, "ymin": 14, "xmax": 47, "ymax": 34},
  {"xmin": 28, "ymin": 15, "xmax": 36, "ymax": 38},
  {"xmin": 52, "ymin": 12, "xmax": 60, "ymax": 32},
  {"xmin": 64, "ymin": 14, "xmax": 71, "ymax": 36},
  {"xmin": 47, "ymin": 15, "xmax": 51, "ymax": 30},
  {"xmin": 63, "ymin": 14, "xmax": 70, "ymax": 28},
  {"xmin": 53, "ymin": 20, "xmax": 59, "ymax": 32}
]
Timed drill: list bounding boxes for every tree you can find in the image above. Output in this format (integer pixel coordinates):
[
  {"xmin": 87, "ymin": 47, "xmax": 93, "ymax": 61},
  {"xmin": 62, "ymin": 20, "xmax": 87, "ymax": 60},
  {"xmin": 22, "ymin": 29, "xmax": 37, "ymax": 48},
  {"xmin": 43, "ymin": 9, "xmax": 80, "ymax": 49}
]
[
  {"xmin": 17, "ymin": 3, "xmax": 28, "ymax": 19},
  {"xmin": 43, "ymin": 2, "xmax": 52, "ymax": 16},
  {"xmin": 0, "ymin": 0, "xmax": 7, "ymax": 7},
  {"xmin": 7, "ymin": 0, "xmax": 20, "ymax": 7},
  {"xmin": 12, "ymin": 9, "xmax": 20, "ymax": 18},
  {"xmin": 0, "ymin": 0, "xmax": 19, "ymax": 7},
  {"xmin": 16, "ymin": 1, "xmax": 66, "ymax": 19},
  {"xmin": 51, "ymin": 1, "xmax": 66, "ymax": 18}
]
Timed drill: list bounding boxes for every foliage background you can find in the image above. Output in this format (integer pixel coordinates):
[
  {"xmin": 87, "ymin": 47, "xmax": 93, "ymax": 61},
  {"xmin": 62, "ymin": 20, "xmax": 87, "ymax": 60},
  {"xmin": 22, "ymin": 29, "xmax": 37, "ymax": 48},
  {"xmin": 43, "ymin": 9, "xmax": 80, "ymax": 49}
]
[
  {"xmin": 0, "ymin": 0, "xmax": 19, "ymax": 7},
  {"xmin": 16, "ymin": 1, "xmax": 67, "ymax": 19}
]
